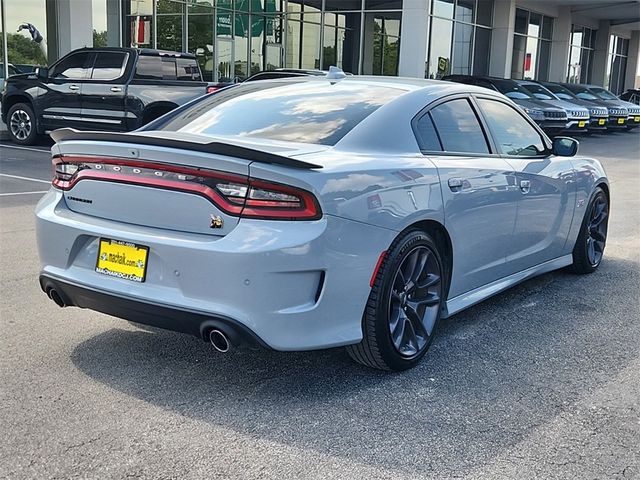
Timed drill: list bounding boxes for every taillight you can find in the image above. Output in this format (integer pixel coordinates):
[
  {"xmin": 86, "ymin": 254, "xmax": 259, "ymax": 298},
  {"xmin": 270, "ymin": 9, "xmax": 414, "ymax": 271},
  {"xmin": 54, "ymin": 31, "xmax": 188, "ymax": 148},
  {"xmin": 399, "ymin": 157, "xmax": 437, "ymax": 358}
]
[
  {"xmin": 206, "ymin": 85, "xmax": 221, "ymax": 94},
  {"xmin": 52, "ymin": 156, "xmax": 321, "ymax": 220}
]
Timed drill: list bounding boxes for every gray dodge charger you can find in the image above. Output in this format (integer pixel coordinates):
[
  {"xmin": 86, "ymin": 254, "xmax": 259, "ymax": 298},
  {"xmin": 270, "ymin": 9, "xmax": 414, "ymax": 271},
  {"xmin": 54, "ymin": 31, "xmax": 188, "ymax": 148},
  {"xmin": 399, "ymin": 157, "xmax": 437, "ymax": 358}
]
[{"xmin": 36, "ymin": 75, "xmax": 609, "ymax": 371}]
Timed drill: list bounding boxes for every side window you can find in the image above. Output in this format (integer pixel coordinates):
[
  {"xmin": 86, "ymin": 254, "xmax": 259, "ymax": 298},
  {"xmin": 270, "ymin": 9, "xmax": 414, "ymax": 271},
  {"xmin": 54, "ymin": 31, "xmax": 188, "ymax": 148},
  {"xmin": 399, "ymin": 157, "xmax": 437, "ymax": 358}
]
[
  {"xmin": 91, "ymin": 52, "xmax": 127, "ymax": 80},
  {"xmin": 415, "ymin": 112, "xmax": 442, "ymax": 151},
  {"xmin": 51, "ymin": 52, "xmax": 92, "ymax": 80},
  {"xmin": 429, "ymin": 99, "xmax": 489, "ymax": 154},
  {"xmin": 135, "ymin": 56, "xmax": 163, "ymax": 80},
  {"xmin": 477, "ymin": 99, "xmax": 546, "ymax": 156},
  {"xmin": 176, "ymin": 58, "xmax": 202, "ymax": 81}
]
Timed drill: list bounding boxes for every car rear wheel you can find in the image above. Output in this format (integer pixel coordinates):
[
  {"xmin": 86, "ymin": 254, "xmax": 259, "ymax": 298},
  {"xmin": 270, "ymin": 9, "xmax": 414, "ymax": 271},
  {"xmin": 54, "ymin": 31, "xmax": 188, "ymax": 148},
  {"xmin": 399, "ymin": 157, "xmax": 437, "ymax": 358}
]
[
  {"xmin": 8, "ymin": 103, "xmax": 38, "ymax": 145},
  {"xmin": 346, "ymin": 230, "xmax": 444, "ymax": 371},
  {"xmin": 571, "ymin": 187, "xmax": 609, "ymax": 274}
]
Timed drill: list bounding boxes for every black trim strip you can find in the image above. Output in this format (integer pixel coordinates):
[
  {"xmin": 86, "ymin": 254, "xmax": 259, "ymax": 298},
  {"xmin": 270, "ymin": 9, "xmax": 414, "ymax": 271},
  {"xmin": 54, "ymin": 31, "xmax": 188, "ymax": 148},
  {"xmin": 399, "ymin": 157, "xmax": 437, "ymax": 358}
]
[{"xmin": 50, "ymin": 128, "xmax": 323, "ymax": 170}]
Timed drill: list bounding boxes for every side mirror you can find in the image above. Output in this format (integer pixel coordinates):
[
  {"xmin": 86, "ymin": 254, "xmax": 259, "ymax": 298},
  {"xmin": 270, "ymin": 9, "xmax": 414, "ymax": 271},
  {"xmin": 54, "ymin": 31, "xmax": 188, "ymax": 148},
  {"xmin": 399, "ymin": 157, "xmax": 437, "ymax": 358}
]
[
  {"xmin": 552, "ymin": 136, "xmax": 578, "ymax": 157},
  {"xmin": 36, "ymin": 67, "xmax": 49, "ymax": 79}
]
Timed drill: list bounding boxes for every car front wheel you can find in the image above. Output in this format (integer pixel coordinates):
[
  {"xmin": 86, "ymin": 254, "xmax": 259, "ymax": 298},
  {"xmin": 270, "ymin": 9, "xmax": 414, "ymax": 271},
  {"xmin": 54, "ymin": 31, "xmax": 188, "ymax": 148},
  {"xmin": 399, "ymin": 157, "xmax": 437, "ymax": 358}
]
[
  {"xmin": 347, "ymin": 230, "xmax": 444, "ymax": 371},
  {"xmin": 571, "ymin": 186, "xmax": 609, "ymax": 274},
  {"xmin": 7, "ymin": 103, "xmax": 38, "ymax": 145}
]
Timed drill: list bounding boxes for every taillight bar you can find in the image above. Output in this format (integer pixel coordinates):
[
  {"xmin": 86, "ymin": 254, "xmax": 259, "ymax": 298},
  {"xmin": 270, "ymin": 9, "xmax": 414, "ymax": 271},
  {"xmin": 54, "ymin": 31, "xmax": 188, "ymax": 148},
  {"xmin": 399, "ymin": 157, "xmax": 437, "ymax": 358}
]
[{"xmin": 52, "ymin": 155, "xmax": 322, "ymax": 220}]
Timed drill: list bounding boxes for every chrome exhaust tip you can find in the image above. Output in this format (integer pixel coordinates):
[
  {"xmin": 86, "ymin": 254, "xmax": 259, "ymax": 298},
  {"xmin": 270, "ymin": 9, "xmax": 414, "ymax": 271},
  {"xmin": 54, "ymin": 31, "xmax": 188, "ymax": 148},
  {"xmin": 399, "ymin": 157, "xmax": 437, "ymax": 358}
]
[
  {"xmin": 48, "ymin": 288, "xmax": 67, "ymax": 308},
  {"xmin": 209, "ymin": 329, "xmax": 231, "ymax": 353}
]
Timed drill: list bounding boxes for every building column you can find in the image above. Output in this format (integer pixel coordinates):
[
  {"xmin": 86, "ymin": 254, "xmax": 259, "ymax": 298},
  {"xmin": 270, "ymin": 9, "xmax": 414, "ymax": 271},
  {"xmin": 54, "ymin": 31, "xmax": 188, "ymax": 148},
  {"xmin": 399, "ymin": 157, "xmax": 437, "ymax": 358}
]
[
  {"xmin": 398, "ymin": 0, "xmax": 430, "ymax": 78},
  {"xmin": 624, "ymin": 30, "xmax": 640, "ymax": 90},
  {"xmin": 548, "ymin": 6, "xmax": 571, "ymax": 82},
  {"xmin": 46, "ymin": 0, "xmax": 93, "ymax": 62},
  {"xmin": 591, "ymin": 20, "xmax": 611, "ymax": 87},
  {"xmin": 488, "ymin": 0, "xmax": 516, "ymax": 78}
]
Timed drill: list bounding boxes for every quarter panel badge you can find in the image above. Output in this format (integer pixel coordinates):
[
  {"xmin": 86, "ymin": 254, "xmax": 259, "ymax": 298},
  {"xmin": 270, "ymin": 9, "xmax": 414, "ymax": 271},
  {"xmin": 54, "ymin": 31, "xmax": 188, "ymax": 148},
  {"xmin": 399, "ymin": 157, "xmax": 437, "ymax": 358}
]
[{"xmin": 210, "ymin": 215, "xmax": 224, "ymax": 229}]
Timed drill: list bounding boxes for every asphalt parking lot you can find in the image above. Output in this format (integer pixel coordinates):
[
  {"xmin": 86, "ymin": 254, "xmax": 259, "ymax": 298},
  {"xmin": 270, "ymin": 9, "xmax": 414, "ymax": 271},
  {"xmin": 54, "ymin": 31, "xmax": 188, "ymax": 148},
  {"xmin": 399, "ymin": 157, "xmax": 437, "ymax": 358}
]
[{"xmin": 1, "ymin": 130, "xmax": 639, "ymax": 479}]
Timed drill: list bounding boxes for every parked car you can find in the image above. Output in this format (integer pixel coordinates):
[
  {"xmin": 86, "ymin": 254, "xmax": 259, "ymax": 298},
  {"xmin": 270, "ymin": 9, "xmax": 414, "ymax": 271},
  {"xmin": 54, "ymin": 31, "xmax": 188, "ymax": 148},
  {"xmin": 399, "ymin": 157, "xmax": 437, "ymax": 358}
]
[
  {"xmin": 37, "ymin": 76, "xmax": 609, "ymax": 371},
  {"xmin": 585, "ymin": 85, "xmax": 640, "ymax": 130},
  {"xmin": 561, "ymin": 83, "xmax": 631, "ymax": 129},
  {"xmin": 0, "ymin": 63, "xmax": 19, "ymax": 93},
  {"xmin": 1, "ymin": 47, "xmax": 214, "ymax": 145},
  {"xmin": 513, "ymin": 79, "xmax": 591, "ymax": 133},
  {"xmin": 443, "ymin": 75, "xmax": 568, "ymax": 134},
  {"xmin": 620, "ymin": 88, "xmax": 640, "ymax": 105},
  {"xmin": 540, "ymin": 81, "xmax": 609, "ymax": 132}
]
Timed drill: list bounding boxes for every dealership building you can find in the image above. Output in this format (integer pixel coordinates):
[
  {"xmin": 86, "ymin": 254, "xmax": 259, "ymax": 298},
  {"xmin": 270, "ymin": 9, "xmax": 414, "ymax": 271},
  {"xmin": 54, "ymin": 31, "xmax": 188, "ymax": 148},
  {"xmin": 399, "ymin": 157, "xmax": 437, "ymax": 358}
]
[{"xmin": 2, "ymin": 0, "xmax": 639, "ymax": 93}]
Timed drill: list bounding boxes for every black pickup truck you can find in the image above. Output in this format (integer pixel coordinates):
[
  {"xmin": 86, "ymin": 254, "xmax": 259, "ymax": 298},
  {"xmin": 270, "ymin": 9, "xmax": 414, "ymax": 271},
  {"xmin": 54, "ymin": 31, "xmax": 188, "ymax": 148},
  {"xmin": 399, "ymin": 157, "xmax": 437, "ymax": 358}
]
[{"xmin": 1, "ymin": 47, "xmax": 219, "ymax": 145}]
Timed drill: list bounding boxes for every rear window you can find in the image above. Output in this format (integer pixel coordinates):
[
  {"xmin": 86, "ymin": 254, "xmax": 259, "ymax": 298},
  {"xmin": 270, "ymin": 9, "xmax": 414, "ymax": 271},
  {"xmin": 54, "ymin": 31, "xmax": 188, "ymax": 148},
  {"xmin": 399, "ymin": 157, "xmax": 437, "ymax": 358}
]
[
  {"xmin": 156, "ymin": 81, "xmax": 403, "ymax": 146},
  {"xmin": 135, "ymin": 55, "xmax": 201, "ymax": 81}
]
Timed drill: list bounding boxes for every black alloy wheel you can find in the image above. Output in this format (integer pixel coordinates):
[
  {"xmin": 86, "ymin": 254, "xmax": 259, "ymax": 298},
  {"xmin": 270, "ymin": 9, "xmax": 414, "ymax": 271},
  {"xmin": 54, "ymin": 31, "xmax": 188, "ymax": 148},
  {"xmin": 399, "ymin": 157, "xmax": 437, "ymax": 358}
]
[
  {"xmin": 347, "ymin": 230, "xmax": 445, "ymax": 371},
  {"xmin": 388, "ymin": 246, "xmax": 442, "ymax": 358},
  {"xmin": 571, "ymin": 186, "xmax": 609, "ymax": 274}
]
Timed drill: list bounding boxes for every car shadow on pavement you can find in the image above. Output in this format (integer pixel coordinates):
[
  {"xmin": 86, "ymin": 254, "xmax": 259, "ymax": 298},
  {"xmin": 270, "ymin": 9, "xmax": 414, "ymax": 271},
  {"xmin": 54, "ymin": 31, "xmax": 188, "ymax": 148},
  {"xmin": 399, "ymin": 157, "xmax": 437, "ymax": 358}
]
[{"xmin": 71, "ymin": 256, "xmax": 639, "ymax": 476}]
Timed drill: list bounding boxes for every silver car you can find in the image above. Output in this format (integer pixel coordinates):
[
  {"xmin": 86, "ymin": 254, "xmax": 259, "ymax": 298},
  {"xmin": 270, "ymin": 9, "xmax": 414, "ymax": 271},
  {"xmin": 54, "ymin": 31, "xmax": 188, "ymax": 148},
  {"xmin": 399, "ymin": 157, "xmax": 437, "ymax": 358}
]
[{"xmin": 36, "ymin": 77, "xmax": 609, "ymax": 371}]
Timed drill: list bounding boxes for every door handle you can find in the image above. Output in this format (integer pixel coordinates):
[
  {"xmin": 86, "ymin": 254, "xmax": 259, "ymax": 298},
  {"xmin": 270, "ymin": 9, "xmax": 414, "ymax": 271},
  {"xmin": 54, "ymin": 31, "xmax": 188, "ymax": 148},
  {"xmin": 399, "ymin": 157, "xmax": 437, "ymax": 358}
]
[
  {"xmin": 110, "ymin": 86, "xmax": 122, "ymax": 92},
  {"xmin": 68, "ymin": 84, "xmax": 79, "ymax": 91},
  {"xmin": 448, "ymin": 177, "xmax": 464, "ymax": 192},
  {"xmin": 519, "ymin": 180, "xmax": 531, "ymax": 194}
]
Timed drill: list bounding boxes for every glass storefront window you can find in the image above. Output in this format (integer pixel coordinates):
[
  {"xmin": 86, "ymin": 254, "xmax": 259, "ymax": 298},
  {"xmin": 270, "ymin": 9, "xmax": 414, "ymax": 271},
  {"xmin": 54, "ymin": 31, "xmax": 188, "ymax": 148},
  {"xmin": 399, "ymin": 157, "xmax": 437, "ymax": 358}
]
[
  {"xmin": 427, "ymin": 17, "xmax": 453, "ymax": 79},
  {"xmin": 432, "ymin": 0, "xmax": 454, "ymax": 18},
  {"xmin": 475, "ymin": 0, "xmax": 492, "ymax": 27},
  {"xmin": 452, "ymin": 22, "xmax": 472, "ymax": 74},
  {"xmin": 567, "ymin": 25, "xmax": 597, "ymax": 84},
  {"xmin": 427, "ymin": 0, "xmax": 491, "ymax": 79},
  {"xmin": 325, "ymin": 0, "xmax": 363, "ymax": 11},
  {"xmin": 455, "ymin": 0, "xmax": 474, "ymax": 23},
  {"xmin": 188, "ymin": 2, "xmax": 214, "ymax": 81},
  {"xmin": 512, "ymin": 8, "xmax": 553, "ymax": 80},
  {"xmin": 365, "ymin": 0, "xmax": 402, "ymax": 9},
  {"xmin": 235, "ymin": 13, "xmax": 249, "ymax": 79},
  {"xmin": 156, "ymin": 15, "xmax": 184, "ymax": 52},
  {"xmin": 607, "ymin": 35, "xmax": 629, "ymax": 94},
  {"xmin": 472, "ymin": 26, "xmax": 490, "ymax": 75}
]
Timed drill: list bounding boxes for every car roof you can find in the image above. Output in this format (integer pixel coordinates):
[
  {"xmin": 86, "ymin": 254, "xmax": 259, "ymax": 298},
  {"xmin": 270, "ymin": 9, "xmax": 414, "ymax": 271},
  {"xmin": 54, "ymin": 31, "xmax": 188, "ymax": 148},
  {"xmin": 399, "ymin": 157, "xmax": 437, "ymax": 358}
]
[{"xmin": 68, "ymin": 46, "xmax": 197, "ymax": 59}]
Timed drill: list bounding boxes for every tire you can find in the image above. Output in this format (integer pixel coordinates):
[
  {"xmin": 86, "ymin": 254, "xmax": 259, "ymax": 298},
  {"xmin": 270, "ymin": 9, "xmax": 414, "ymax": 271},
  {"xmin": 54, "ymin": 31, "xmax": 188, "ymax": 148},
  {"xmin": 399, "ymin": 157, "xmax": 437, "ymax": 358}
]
[
  {"xmin": 7, "ymin": 102, "xmax": 38, "ymax": 145},
  {"xmin": 346, "ymin": 230, "xmax": 445, "ymax": 371},
  {"xmin": 570, "ymin": 186, "xmax": 609, "ymax": 274}
]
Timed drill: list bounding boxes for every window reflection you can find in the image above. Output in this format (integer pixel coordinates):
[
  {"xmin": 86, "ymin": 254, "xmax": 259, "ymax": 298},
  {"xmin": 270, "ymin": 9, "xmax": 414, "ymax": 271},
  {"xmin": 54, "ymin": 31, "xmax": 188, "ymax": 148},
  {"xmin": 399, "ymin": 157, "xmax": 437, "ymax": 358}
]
[{"xmin": 167, "ymin": 82, "xmax": 403, "ymax": 146}]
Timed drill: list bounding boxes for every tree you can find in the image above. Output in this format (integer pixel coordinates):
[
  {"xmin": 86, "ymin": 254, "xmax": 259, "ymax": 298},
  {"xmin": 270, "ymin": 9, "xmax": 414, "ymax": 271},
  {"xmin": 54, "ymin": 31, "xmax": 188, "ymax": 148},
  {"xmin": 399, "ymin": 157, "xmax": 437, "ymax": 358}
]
[
  {"xmin": 93, "ymin": 30, "xmax": 108, "ymax": 48},
  {"xmin": 0, "ymin": 33, "xmax": 47, "ymax": 66}
]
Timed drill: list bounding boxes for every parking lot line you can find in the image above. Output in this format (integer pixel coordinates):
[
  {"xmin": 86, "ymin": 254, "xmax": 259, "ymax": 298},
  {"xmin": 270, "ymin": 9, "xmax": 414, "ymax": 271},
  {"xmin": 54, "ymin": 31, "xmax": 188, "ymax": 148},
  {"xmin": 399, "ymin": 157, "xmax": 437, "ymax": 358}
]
[
  {"xmin": 0, "ymin": 144, "xmax": 50, "ymax": 154},
  {"xmin": 0, "ymin": 173, "xmax": 51, "ymax": 184},
  {"xmin": 0, "ymin": 191, "xmax": 48, "ymax": 196}
]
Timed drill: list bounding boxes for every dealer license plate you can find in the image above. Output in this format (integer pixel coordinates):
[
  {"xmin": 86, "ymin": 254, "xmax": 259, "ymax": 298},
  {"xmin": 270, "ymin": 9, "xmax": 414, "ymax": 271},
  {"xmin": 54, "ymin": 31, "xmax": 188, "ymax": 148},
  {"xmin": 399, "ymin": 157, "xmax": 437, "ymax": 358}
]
[
  {"xmin": 578, "ymin": 121, "xmax": 586, "ymax": 128},
  {"xmin": 598, "ymin": 119, "xmax": 606, "ymax": 125},
  {"xmin": 95, "ymin": 238, "xmax": 149, "ymax": 283},
  {"xmin": 617, "ymin": 118, "xmax": 625, "ymax": 124},
  {"xmin": 635, "ymin": 116, "xmax": 640, "ymax": 122}
]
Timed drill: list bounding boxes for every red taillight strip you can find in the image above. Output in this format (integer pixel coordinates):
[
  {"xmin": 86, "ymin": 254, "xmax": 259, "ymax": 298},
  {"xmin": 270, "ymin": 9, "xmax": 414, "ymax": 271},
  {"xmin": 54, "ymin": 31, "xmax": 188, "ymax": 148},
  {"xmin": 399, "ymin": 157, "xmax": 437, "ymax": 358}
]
[
  {"xmin": 53, "ymin": 155, "xmax": 322, "ymax": 220},
  {"xmin": 54, "ymin": 169, "xmax": 244, "ymax": 215}
]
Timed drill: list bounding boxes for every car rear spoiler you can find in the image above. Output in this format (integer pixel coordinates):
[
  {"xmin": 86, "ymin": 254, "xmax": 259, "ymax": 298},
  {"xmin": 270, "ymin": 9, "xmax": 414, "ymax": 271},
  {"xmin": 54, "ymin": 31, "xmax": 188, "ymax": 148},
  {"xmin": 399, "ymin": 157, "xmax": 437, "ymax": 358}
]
[{"xmin": 50, "ymin": 128, "xmax": 323, "ymax": 170}]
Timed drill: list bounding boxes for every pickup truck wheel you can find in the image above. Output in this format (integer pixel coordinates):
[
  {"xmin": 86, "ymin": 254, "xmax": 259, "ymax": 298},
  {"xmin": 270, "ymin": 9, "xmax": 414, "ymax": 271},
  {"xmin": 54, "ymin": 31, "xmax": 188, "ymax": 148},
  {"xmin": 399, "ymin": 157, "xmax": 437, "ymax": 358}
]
[{"xmin": 8, "ymin": 103, "xmax": 38, "ymax": 145}]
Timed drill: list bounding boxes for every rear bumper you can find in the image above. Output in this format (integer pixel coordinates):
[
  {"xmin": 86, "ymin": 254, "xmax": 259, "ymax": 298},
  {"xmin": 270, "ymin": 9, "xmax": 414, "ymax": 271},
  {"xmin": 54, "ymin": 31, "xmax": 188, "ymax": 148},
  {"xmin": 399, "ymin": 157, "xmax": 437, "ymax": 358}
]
[
  {"xmin": 36, "ymin": 190, "xmax": 396, "ymax": 351},
  {"xmin": 39, "ymin": 274, "xmax": 267, "ymax": 347}
]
